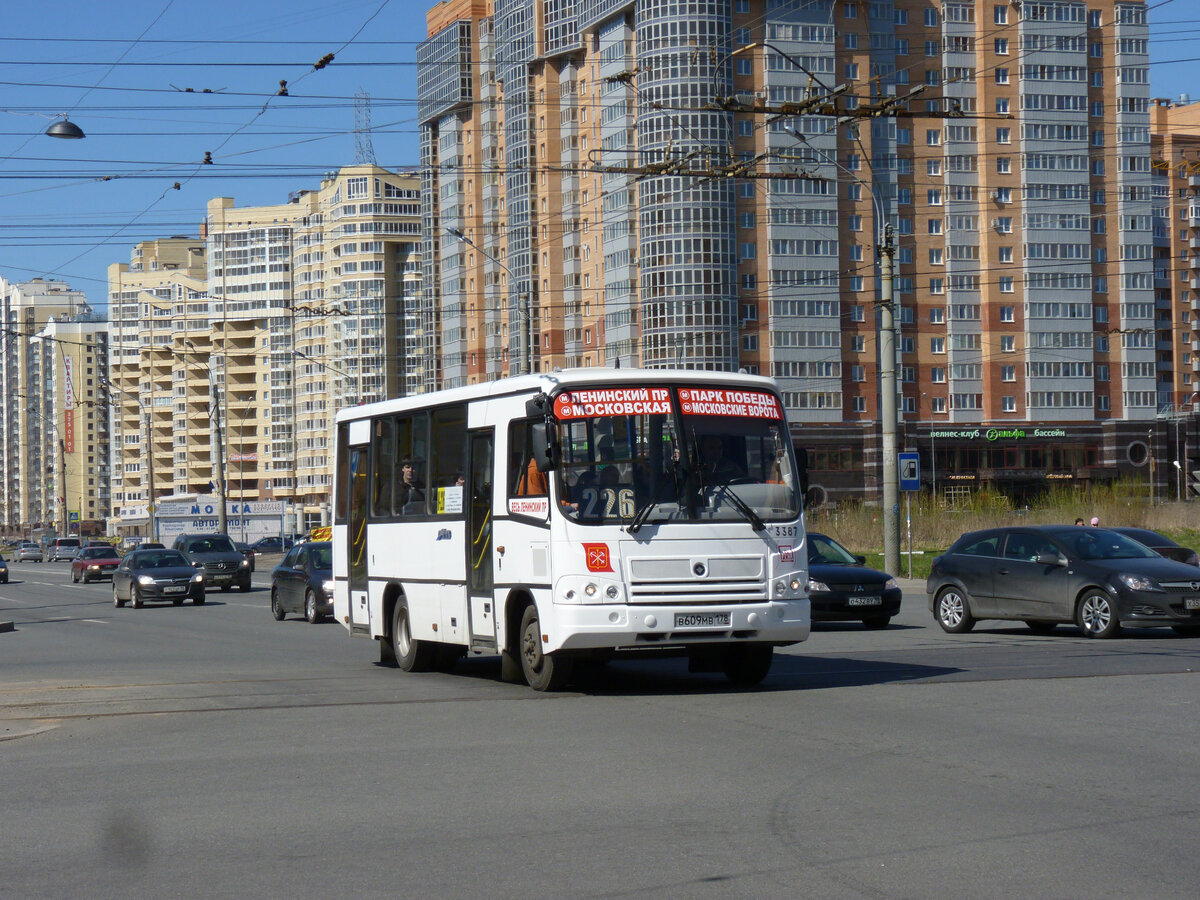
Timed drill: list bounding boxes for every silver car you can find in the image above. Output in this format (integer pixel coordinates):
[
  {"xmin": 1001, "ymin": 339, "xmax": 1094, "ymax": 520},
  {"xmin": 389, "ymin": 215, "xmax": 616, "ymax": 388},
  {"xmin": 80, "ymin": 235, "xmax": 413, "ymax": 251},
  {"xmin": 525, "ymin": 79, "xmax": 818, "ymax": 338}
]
[{"xmin": 16, "ymin": 542, "xmax": 43, "ymax": 562}]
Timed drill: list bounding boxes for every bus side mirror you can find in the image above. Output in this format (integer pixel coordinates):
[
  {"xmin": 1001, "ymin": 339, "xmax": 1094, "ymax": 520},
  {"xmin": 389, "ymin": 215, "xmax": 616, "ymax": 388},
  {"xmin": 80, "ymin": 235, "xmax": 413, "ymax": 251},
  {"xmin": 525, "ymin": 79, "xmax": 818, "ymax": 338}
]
[
  {"xmin": 795, "ymin": 447, "xmax": 810, "ymax": 497},
  {"xmin": 529, "ymin": 421, "xmax": 559, "ymax": 472}
]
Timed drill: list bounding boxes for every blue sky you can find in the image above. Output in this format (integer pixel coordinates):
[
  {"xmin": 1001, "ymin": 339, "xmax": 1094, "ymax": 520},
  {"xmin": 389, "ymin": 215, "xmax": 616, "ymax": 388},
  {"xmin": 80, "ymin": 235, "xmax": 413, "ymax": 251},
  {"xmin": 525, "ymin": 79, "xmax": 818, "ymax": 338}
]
[{"xmin": 1, "ymin": 0, "xmax": 1197, "ymax": 308}]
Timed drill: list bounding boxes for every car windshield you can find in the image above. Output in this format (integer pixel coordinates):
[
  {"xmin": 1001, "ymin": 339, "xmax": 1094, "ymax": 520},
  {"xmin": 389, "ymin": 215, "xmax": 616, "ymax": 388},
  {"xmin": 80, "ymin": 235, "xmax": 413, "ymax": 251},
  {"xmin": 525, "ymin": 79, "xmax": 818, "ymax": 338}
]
[
  {"xmin": 187, "ymin": 537, "xmax": 237, "ymax": 553},
  {"xmin": 1053, "ymin": 528, "xmax": 1161, "ymax": 561},
  {"xmin": 808, "ymin": 534, "xmax": 859, "ymax": 565},
  {"xmin": 553, "ymin": 385, "xmax": 800, "ymax": 526},
  {"xmin": 133, "ymin": 551, "xmax": 189, "ymax": 568},
  {"xmin": 310, "ymin": 545, "xmax": 333, "ymax": 568},
  {"xmin": 82, "ymin": 547, "xmax": 115, "ymax": 559}
]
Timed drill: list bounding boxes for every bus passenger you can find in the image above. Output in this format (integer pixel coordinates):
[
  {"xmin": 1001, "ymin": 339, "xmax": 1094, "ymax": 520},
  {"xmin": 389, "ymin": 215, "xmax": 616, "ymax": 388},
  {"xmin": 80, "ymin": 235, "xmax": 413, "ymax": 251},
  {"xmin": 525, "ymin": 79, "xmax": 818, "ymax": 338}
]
[{"xmin": 397, "ymin": 457, "xmax": 425, "ymax": 514}]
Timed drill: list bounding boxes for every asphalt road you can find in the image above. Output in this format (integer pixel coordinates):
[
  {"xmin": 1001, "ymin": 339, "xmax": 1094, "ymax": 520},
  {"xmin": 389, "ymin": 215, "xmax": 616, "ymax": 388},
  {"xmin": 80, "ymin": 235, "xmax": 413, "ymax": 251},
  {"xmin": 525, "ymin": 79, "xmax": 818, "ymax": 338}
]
[{"xmin": 2, "ymin": 564, "xmax": 1200, "ymax": 899}]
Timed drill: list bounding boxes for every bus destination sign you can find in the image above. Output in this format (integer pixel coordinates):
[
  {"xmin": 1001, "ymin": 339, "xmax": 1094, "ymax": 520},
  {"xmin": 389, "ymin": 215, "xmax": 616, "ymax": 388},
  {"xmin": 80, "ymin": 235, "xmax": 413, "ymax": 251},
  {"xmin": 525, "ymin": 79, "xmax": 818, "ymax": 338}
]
[
  {"xmin": 554, "ymin": 387, "xmax": 672, "ymax": 419},
  {"xmin": 678, "ymin": 388, "xmax": 782, "ymax": 419}
]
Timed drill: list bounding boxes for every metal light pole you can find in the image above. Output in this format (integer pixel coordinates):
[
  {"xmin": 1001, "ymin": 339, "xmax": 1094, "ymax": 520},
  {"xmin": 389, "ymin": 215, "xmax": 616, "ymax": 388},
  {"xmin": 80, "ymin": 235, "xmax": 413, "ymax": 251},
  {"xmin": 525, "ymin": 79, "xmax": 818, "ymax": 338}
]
[
  {"xmin": 447, "ymin": 227, "xmax": 532, "ymax": 375},
  {"xmin": 880, "ymin": 224, "xmax": 900, "ymax": 576},
  {"xmin": 209, "ymin": 367, "xmax": 228, "ymax": 535}
]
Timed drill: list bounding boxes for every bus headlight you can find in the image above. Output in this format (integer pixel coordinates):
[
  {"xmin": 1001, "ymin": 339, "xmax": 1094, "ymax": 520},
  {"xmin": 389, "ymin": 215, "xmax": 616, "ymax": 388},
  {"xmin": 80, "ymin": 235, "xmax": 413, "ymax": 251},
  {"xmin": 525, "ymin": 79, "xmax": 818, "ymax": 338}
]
[
  {"xmin": 774, "ymin": 580, "xmax": 786, "ymax": 597},
  {"xmin": 606, "ymin": 585, "xmax": 620, "ymax": 600},
  {"xmin": 585, "ymin": 582, "xmax": 598, "ymax": 597},
  {"xmin": 557, "ymin": 575, "xmax": 624, "ymax": 605}
]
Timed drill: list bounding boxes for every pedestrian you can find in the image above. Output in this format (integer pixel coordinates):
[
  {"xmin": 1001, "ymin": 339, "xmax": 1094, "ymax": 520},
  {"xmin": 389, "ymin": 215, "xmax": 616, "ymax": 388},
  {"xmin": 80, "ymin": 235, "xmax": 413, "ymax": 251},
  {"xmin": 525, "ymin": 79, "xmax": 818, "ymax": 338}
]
[
  {"xmin": 1090, "ymin": 516, "xmax": 1100, "ymax": 527},
  {"xmin": 1074, "ymin": 518, "xmax": 1085, "ymax": 526}
]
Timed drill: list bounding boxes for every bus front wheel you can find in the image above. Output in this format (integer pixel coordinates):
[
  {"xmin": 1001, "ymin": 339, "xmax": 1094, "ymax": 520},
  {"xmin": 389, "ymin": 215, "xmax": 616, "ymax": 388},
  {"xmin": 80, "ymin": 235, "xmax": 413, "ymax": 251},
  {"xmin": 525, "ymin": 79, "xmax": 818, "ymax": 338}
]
[
  {"xmin": 723, "ymin": 644, "xmax": 774, "ymax": 687},
  {"xmin": 519, "ymin": 604, "xmax": 572, "ymax": 691},
  {"xmin": 392, "ymin": 602, "xmax": 436, "ymax": 672}
]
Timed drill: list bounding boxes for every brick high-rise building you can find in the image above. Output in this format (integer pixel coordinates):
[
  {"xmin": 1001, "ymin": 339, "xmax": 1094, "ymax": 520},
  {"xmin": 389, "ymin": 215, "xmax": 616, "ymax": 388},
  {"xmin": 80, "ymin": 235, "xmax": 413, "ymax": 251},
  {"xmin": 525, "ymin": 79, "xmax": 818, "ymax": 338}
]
[{"xmin": 418, "ymin": 0, "xmax": 1162, "ymax": 503}]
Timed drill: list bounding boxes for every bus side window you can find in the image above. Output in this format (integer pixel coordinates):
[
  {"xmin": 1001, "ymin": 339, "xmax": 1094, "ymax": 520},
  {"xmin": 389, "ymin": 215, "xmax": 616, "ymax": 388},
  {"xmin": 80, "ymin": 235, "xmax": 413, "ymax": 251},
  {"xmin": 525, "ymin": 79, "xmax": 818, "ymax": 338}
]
[
  {"xmin": 509, "ymin": 419, "xmax": 547, "ymax": 496},
  {"xmin": 371, "ymin": 417, "xmax": 395, "ymax": 517},
  {"xmin": 430, "ymin": 405, "xmax": 467, "ymax": 515}
]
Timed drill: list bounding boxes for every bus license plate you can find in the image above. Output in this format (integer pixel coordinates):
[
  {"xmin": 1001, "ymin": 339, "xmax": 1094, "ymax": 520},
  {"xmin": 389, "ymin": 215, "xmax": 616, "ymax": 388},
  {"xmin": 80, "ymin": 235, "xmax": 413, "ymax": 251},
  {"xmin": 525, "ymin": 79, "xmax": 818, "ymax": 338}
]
[
  {"xmin": 847, "ymin": 596, "xmax": 882, "ymax": 607},
  {"xmin": 675, "ymin": 612, "xmax": 731, "ymax": 628},
  {"xmin": 1185, "ymin": 598, "xmax": 1200, "ymax": 610}
]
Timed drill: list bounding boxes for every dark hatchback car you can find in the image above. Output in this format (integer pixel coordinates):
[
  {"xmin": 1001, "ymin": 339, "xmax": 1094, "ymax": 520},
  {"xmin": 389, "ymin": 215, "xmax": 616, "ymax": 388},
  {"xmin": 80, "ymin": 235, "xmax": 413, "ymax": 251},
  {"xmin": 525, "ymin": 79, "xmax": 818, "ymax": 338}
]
[
  {"xmin": 928, "ymin": 525, "xmax": 1200, "ymax": 638},
  {"xmin": 113, "ymin": 549, "xmax": 206, "ymax": 608},
  {"xmin": 270, "ymin": 541, "xmax": 333, "ymax": 624},
  {"xmin": 806, "ymin": 532, "xmax": 902, "ymax": 629},
  {"xmin": 1108, "ymin": 528, "xmax": 1200, "ymax": 567},
  {"xmin": 70, "ymin": 545, "xmax": 122, "ymax": 583}
]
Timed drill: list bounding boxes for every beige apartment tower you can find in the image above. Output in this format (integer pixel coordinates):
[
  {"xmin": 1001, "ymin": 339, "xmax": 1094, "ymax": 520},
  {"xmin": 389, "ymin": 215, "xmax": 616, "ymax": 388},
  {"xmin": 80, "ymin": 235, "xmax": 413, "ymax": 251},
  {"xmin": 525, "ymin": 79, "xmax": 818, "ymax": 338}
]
[{"xmin": 418, "ymin": 0, "xmax": 1162, "ymax": 503}]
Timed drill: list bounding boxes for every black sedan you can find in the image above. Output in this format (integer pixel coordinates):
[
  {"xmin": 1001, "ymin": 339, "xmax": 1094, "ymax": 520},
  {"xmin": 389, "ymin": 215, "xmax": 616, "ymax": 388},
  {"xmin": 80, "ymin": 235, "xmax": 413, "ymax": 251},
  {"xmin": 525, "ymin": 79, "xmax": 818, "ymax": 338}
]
[
  {"xmin": 1108, "ymin": 527, "xmax": 1200, "ymax": 567},
  {"xmin": 928, "ymin": 525, "xmax": 1200, "ymax": 638},
  {"xmin": 270, "ymin": 541, "xmax": 333, "ymax": 624},
  {"xmin": 806, "ymin": 532, "xmax": 901, "ymax": 629},
  {"xmin": 112, "ymin": 549, "xmax": 206, "ymax": 608}
]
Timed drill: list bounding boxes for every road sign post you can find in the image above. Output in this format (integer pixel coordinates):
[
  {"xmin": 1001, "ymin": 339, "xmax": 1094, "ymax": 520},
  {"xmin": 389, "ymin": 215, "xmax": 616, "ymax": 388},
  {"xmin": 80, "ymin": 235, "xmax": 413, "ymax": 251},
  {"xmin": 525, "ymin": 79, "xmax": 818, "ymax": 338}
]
[{"xmin": 898, "ymin": 453, "xmax": 920, "ymax": 578}]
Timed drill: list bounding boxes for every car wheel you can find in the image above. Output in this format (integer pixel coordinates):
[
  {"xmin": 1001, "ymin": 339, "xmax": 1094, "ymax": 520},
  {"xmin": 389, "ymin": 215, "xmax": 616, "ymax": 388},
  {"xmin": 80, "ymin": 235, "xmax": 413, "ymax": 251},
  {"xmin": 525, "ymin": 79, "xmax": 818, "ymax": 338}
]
[
  {"xmin": 239, "ymin": 578, "xmax": 251, "ymax": 593},
  {"xmin": 82, "ymin": 573, "xmax": 90, "ymax": 584},
  {"xmin": 192, "ymin": 590, "xmax": 205, "ymax": 606},
  {"xmin": 271, "ymin": 588, "xmax": 285, "ymax": 621},
  {"xmin": 519, "ymin": 603, "xmax": 572, "ymax": 691},
  {"xmin": 113, "ymin": 583, "xmax": 125, "ymax": 608},
  {"xmin": 862, "ymin": 615, "xmax": 891, "ymax": 630},
  {"xmin": 935, "ymin": 586, "xmax": 975, "ymax": 633},
  {"xmin": 723, "ymin": 644, "xmax": 774, "ymax": 686},
  {"xmin": 1077, "ymin": 590, "xmax": 1121, "ymax": 639},
  {"xmin": 392, "ymin": 602, "xmax": 436, "ymax": 672},
  {"xmin": 131, "ymin": 586, "xmax": 144, "ymax": 609},
  {"xmin": 1024, "ymin": 620, "xmax": 1058, "ymax": 635},
  {"xmin": 304, "ymin": 589, "xmax": 320, "ymax": 624}
]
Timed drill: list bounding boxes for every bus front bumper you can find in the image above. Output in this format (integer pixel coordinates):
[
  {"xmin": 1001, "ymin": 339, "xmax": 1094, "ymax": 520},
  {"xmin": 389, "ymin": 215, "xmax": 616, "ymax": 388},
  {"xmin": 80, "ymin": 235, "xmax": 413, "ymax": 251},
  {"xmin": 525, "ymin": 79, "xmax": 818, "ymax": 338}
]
[{"xmin": 546, "ymin": 600, "xmax": 810, "ymax": 653}]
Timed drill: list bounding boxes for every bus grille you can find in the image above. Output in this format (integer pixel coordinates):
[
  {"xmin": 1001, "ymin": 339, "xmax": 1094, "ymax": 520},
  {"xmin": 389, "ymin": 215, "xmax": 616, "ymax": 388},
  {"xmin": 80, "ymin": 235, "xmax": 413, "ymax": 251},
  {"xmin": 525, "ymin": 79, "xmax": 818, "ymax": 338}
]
[{"xmin": 627, "ymin": 555, "xmax": 767, "ymax": 605}]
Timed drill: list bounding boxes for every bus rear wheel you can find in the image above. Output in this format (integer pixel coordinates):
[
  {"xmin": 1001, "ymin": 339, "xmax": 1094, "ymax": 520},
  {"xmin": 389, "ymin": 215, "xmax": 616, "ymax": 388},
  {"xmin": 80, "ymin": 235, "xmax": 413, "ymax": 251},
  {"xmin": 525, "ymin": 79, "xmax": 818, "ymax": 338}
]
[
  {"xmin": 392, "ymin": 602, "xmax": 436, "ymax": 672},
  {"xmin": 519, "ymin": 604, "xmax": 572, "ymax": 691}
]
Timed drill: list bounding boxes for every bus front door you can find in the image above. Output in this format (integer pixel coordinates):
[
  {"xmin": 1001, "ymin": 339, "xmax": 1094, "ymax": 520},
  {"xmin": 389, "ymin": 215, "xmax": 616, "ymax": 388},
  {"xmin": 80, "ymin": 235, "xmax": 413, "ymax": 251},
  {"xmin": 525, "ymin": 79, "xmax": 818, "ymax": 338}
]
[
  {"xmin": 346, "ymin": 444, "xmax": 371, "ymax": 633},
  {"xmin": 466, "ymin": 429, "xmax": 496, "ymax": 646}
]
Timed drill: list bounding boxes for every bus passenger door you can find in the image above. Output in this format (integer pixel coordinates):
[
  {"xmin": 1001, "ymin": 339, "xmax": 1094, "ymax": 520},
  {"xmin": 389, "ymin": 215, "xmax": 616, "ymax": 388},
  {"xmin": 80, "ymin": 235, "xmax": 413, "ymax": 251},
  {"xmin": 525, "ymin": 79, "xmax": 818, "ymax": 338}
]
[
  {"xmin": 466, "ymin": 429, "xmax": 496, "ymax": 646},
  {"xmin": 346, "ymin": 444, "xmax": 371, "ymax": 632}
]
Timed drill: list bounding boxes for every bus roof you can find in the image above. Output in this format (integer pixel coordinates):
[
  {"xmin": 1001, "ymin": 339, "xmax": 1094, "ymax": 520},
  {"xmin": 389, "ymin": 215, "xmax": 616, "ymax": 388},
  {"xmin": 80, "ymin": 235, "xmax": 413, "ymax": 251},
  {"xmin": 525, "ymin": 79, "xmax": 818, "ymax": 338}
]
[{"xmin": 334, "ymin": 367, "xmax": 782, "ymax": 424}]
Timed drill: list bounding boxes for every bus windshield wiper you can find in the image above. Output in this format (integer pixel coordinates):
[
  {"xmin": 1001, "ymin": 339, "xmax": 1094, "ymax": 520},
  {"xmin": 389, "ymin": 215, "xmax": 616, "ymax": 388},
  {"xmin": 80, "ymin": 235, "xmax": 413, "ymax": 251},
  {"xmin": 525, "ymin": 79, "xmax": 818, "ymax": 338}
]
[
  {"xmin": 626, "ymin": 497, "xmax": 661, "ymax": 534},
  {"xmin": 716, "ymin": 484, "xmax": 765, "ymax": 532}
]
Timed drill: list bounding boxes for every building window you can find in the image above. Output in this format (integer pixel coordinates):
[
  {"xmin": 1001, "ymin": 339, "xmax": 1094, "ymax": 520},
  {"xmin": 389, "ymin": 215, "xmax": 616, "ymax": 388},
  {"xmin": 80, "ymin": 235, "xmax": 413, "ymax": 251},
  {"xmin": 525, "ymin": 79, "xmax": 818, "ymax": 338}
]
[
  {"xmin": 928, "ymin": 189, "xmax": 943, "ymax": 206},
  {"xmin": 930, "ymin": 278, "xmax": 945, "ymax": 296},
  {"xmin": 995, "ymin": 38, "xmax": 1008, "ymax": 54},
  {"xmin": 996, "ymin": 98, "xmax": 1010, "ymax": 115},
  {"xmin": 852, "ymin": 335, "xmax": 865, "ymax": 352},
  {"xmin": 1000, "ymin": 305, "xmax": 1014, "ymax": 321},
  {"xmin": 1001, "ymin": 366, "xmax": 1015, "ymax": 382},
  {"xmin": 994, "ymin": 5, "xmax": 1007, "ymax": 24},
  {"xmin": 997, "ymin": 157, "xmax": 1011, "ymax": 174},
  {"xmin": 845, "ymin": 62, "xmax": 859, "ymax": 80},
  {"xmin": 851, "ymin": 365, "xmax": 865, "ymax": 382},
  {"xmin": 1002, "ymin": 396, "xmax": 1016, "ymax": 413},
  {"xmin": 852, "ymin": 396, "xmax": 866, "ymax": 412},
  {"xmin": 1097, "ymin": 396, "xmax": 1110, "ymax": 411},
  {"xmin": 1000, "ymin": 278, "xmax": 1014, "ymax": 293},
  {"xmin": 929, "ymin": 248, "xmax": 944, "ymax": 265},
  {"xmin": 996, "ymin": 127, "xmax": 1011, "ymax": 144},
  {"xmin": 851, "ymin": 304, "xmax": 864, "ymax": 322},
  {"xmin": 999, "ymin": 246, "xmax": 1013, "ymax": 263},
  {"xmin": 995, "ymin": 217, "xmax": 1012, "ymax": 233},
  {"xmin": 932, "ymin": 337, "xmax": 946, "ymax": 354},
  {"xmin": 1001, "ymin": 335, "xmax": 1015, "ymax": 352},
  {"xmin": 931, "ymin": 367, "xmax": 946, "ymax": 383},
  {"xmin": 930, "ymin": 306, "xmax": 945, "ymax": 324},
  {"xmin": 932, "ymin": 397, "xmax": 947, "ymax": 414},
  {"xmin": 927, "ymin": 159, "xmax": 942, "ymax": 177},
  {"xmin": 926, "ymin": 129, "xmax": 941, "ymax": 146},
  {"xmin": 995, "ymin": 68, "xmax": 1009, "ymax": 85},
  {"xmin": 742, "ymin": 335, "xmax": 758, "ymax": 352},
  {"xmin": 844, "ymin": 33, "xmax": 858, "ymax": 49},
  {"xmin": 736, "ymin": 59, "xmax": 752, "ymax": 76}
]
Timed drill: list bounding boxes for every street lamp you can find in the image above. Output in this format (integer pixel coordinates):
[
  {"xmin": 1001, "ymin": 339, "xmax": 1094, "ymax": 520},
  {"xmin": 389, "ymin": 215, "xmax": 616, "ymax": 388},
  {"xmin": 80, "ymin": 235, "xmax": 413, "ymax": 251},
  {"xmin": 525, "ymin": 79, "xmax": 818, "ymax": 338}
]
[
  {"xmin": 446, "ymin": 227, "xmax": 533, "ymax": 375},
  {"xmin": 1177, "ymin": 392, "xmax": 1199, "ymax": 501},
  {"xmin": 101, "ymin": 378, "xmax": 158, "ymax": 542},
  {"xmin": 785, "ymin": 124, "xmax": 901, "ymax": 574},
  {"xmin": 45, "ymin": 114, "xmax": 85, "ymax": 139}
]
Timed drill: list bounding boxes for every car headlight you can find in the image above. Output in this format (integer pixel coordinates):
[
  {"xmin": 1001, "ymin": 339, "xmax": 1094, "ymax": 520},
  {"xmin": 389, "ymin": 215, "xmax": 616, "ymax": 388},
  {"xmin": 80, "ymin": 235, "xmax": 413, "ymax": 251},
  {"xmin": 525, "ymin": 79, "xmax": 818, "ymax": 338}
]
[
  {"xmin": 884, "ymin": 577, "xmax": 900, "ymax": 591},
  {"xmin": 806, "ymin": 578, "xmax": 831, "ymax": 593},
  {"xmin": 192, "ymin": 573, "xmax": 205, "ymax": 583},
  {"xmin": 137, "ymin": 575, "xmax": 155, "ymax": 586},
  {"xmin": 1117, "ymin": 573, "xmax": 1163, "ymax": 592},
  {"xmin": 239, "ymin": 559, "xmax": 250, "ymax": 568},
  {"xmin": 322, "ymin": 579, "xmax": 335, "ymax": 593}
]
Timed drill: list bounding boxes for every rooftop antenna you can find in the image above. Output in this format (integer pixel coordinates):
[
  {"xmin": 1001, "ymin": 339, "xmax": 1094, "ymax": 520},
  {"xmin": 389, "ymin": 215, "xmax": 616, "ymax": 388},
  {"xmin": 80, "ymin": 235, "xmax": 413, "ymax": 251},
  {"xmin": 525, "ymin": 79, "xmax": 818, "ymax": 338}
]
[{"xmin": 354, "ymin": 90, "xmax": 377, "ymax": 165}]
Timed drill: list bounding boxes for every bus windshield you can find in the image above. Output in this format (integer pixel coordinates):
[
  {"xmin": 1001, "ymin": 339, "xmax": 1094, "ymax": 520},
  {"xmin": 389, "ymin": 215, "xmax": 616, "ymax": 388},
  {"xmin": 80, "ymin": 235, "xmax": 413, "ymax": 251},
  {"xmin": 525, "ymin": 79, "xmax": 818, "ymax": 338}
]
[{"xmin": 553, "ymin": 385, "xmax": 800, "ymax": 526}]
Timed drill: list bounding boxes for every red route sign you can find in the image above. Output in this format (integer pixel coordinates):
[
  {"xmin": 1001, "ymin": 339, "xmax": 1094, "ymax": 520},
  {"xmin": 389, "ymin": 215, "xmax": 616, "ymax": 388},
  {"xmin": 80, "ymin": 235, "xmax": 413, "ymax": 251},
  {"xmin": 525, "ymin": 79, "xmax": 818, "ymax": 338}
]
[
  {"xmin": 553, "ymin": 387, "xmax": 671, "ymax": 420},
  {"xmin": 677, "ymin": 388, "xmax": 782, "ymax": 419}
]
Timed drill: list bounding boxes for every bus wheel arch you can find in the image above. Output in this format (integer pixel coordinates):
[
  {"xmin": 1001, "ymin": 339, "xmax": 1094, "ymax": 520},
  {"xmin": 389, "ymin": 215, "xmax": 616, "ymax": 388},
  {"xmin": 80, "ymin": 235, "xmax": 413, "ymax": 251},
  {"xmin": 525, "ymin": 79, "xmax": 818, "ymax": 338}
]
[
  {"xmin": 513, "ymin": 596, "xmax": 573, "ymax": 692},
  {"xmin": 500, "ymin": 590, "xmax": 533, "ymax": 683},
  {"xmin": 385, "ymin": 585, "xmax": 436, "ymax": 671}
]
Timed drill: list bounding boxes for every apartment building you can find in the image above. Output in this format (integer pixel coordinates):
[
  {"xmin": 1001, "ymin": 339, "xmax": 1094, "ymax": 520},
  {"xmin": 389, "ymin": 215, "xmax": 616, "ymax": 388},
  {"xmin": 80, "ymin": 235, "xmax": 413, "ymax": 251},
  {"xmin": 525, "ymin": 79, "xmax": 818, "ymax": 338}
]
[
  {"xmin": 417, "ymin": 0, "xmax": 1160, "ymax": 503},
  {"xmin": 107, "ymin": 167, "xmax": 421, "ymax": 534},
  {"xmin": 1151, "ymin": 97, "xmax": 1200, "ymax": 497},
  {"xmin": 107, "ymin": 238, "xmax": 207, "ymax": 536},
  {"xmin": 0, "ymin": 277, "xmax": 105, "ymax": 536}
]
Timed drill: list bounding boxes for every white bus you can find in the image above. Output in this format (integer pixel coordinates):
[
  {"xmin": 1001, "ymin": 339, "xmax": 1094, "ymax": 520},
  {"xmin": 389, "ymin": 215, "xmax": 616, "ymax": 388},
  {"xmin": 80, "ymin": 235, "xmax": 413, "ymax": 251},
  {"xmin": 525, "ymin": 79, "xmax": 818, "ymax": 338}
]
[{"xmin": 331, "ymin": 368, "xmax": 810, "ymax": 690}]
